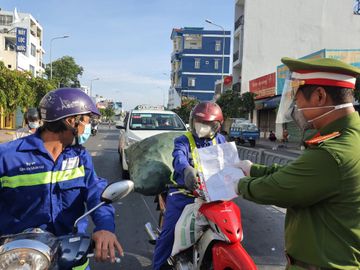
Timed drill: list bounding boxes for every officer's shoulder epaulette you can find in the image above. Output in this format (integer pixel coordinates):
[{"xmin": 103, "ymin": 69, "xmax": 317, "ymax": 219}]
[{"xmin": 305, "ymin": 131, "xmax": 341, "ymax": 146}]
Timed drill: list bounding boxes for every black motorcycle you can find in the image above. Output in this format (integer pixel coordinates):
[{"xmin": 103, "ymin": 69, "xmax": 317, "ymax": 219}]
[
  {"xmin": 91, "ymin": 122, "xmax": 98, "ymax": 136},
  {"xmin": 0, "ymin": 180, "xmax": 134, "ymax": 270}
]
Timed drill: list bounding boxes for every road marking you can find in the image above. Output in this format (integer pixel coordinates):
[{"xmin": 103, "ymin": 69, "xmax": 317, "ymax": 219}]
[
  {"xmin": 91, "ymin": 152, "xmax": 98, "ymax": 157},
  {"xmin": 97, "ymin": 144, "xmax": 102, "ymax": 147},
  {"xmin": 124, "ymin": 251, "xmax": 152, "ymax": 267},
  {"xmin": 141, "ymin": 195, "xmax": 158, "ymax": 225}
]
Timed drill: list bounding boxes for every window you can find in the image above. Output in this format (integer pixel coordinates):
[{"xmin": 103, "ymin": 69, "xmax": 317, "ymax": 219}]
[
  {"xmin": 215, "ymin": 40, "xmax": 221, "ymax": 51},
  {"xmin": 194, "ymin": 58, "xmax": 200, "ymax": 69},
  {"xmin": 0, "ymin": 15, "xmax": 13, "ymax": 26},
  {"xmin": 188, "ymin": 77, "xmax": 196, "ymax": 87},
  {"xmin": 129, "ymin": 113, "xmax": 186, "ymax": 130},
  {"xmin": 214, "ymin": 59, "xmax": 220, "ymax": 70},
  {"xmin": 5, "ymin": 38, "xmax": 15, "ymax": 51},
  {"xmin": 173, "ymin": 37, "xmax": 182, "ymax": 51},
  {"xmin": 29, "ymin": 65, "xmax": 35, "ymax": 76},
  {"xmin": 354, "ymin": 0, "xmax": 360, "ymax": 14},
  {"xmin": 31, "ymin": 43, "xmax": 36, "ymax": 57},
  {"xmin": 184, "ymin": 34, "xmax": 202, "ymax": 49}
]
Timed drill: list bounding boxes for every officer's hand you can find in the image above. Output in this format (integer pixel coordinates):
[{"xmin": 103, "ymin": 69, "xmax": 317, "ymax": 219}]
[
  {"xmin": 184, "ymin": 166, "xmax": 199, "ymax": 191},
  {"xmin": 235, "ymin": 160, "xmax": 253, "ymax": 176},
  {"xmin": 92, "ymin": 230, "xmax": 124, "ymax": 263}
]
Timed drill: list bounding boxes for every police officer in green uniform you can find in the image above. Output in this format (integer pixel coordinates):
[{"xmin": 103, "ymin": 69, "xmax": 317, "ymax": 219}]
[{"xmin": 234, "ymin": 57, "xmax": 360, "ymax": 269}]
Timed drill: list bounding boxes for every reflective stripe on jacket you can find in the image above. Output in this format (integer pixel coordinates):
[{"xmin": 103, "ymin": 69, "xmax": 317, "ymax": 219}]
[{"xmin": 172, "ymin": 131, "xmax": 226, "ymax": 187}]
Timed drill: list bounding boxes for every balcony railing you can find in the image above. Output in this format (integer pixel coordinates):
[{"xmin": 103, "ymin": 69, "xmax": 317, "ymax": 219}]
[
  {"xmin": 39, "ymin": 62, "xmax": 46, "ymax": 69},
  {"xmin": 233, "ymin": 50, "xmax": 239, "ymax": 62},
  {"xmin": 234, "ymin": 15, "xmax": 244, "ymax": 30}
]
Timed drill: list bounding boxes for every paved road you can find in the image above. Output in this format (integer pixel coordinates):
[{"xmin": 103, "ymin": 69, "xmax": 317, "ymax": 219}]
[{"xmin": 87, "ymin": 126, "xmax": 288, "ymax": 269}]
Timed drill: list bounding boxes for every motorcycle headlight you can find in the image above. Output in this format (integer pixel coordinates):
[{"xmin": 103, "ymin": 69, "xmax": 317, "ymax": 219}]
[{"xmin": 0, "ymin": 240, "xmax": 51, "ymax": 270}]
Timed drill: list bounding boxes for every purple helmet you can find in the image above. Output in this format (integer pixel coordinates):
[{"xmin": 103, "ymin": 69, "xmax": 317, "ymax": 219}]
[{"xmin": 39, "ymin": 88, "xmax": 100, "ymax": 122}]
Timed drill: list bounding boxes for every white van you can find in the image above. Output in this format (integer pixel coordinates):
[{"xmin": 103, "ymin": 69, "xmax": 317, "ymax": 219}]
[{"xmin": 117, "ymin": 105, "xmax": 187, "ymax": 177}]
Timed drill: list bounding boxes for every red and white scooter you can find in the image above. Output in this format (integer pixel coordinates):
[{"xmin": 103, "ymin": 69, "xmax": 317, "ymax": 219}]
[{"xmin": 145, "ymin": 184, "xmax": 257, "ymax": 270}]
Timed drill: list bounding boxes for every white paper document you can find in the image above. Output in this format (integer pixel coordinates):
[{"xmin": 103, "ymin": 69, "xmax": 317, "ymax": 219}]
[{"xmin": 196, "ymin": 142, "xmax": 245, "ymax": 202}]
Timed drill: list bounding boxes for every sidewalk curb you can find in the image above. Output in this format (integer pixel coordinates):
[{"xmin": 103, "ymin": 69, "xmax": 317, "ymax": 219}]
[{"xmin": 0, "ymin": 130, "xmax": 15, "ymax": 143}]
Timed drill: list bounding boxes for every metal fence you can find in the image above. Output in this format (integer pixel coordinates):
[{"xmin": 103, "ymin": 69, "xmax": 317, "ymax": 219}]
[{"xmin": 237, "ymin": 146, "xmax": 297, "ymax": 166}]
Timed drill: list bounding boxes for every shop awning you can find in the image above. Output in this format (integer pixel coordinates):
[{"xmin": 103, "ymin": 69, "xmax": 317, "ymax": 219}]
[{"xmin": 262, "ymin": 95, "xmax": 281, "ymax": 109}]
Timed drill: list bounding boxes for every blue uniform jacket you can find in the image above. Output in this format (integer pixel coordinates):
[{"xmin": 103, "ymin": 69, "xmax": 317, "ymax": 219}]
[
  {"xmin": 172, "ymin": 133, "xmax": 226, "ymax": 186},
  {"xmin": 0, "ymin": 132, "xmax": 115, "ymax": 236}
]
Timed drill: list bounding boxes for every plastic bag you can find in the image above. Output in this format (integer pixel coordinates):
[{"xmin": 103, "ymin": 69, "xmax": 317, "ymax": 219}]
[
  {"xmin": 125, "ymin": 132, "xmax": 185, "ymax": 195},
  {"xmin": 171, "ymin": 200, "xmax": 208, "ymax": 256}
]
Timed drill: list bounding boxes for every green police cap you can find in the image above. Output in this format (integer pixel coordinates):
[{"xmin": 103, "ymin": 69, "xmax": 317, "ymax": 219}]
[{"xmin": 281, "ymin": 57, "xmax": 360, "ymax": 89}]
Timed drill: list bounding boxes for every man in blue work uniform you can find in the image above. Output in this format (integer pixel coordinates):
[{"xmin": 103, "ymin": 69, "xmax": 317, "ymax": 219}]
[
  {"xmin": 153, "ymin": 101, "xmax": 226, "ymax": 270},
  {"xmin": 0, "ymin": 88, "xmax": 123, "ymax": 267}
]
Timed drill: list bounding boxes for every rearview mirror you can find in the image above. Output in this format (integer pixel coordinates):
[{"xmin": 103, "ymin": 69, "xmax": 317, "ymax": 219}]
[
  {"xmin": 116, "ymin": 125, "xmax": 125, "ymax": 129},
  {"xmin": 73, "ymin": 180, "xmax": 134, "ymax": 233},
  {"xmin": 101, "ymin": 180, "xmax": 134, "ymax": 203}
]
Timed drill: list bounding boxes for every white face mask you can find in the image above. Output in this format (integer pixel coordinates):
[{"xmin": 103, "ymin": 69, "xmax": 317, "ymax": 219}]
[
  {"xmin": 297, "ymin": 102, "xmax": 353, "ymax": 123},
  {"xmin": 290, "ymin": 106, "xmax": 314, "ymax": 132},
  {"xmin": 194, "ymin": 122, "xmax": 213, "ymax": 138}
]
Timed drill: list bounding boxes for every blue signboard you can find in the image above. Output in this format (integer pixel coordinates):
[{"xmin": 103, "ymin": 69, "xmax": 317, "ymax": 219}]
[{"xmin": 16, "ymin": 27, "xmax": 27, "ymax": 52}]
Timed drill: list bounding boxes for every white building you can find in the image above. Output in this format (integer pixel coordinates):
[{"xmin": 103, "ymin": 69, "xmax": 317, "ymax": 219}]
[
  {"xmin": 233, "ymin": 0, "xmax": 360, "ymax": 139},
  {"xmin": 0, "ymin": 8, "xmax": 45, "ymax": 77},
  {"xmin": 80, "ymin": 85, "xmax": 90, "ymax": 96},
  {"xmin": 167, "ymin": 87, "xmax": 181, "ymax": 109}
]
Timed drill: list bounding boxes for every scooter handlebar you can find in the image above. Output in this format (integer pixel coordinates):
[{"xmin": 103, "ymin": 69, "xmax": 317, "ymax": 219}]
[
  {"xmin": 166, "ymin": 184, "xmax": 188, "ymax": 190},
  {"xmin": 166, "ymin": 183, "xmax": 206, "ymax": 199}
]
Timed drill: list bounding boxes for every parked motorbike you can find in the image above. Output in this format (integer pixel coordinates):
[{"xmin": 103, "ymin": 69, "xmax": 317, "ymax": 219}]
[
  {"xmin": 145, "ymin": 184, "xmax": 257, "ymax": 270},
  {"xmin": 0, "ymin": 180, "xmax": 134, "ymax": 270},
  {"xmin": 91, "ymin": 122, "xmax": 98, "ymax": 136}
]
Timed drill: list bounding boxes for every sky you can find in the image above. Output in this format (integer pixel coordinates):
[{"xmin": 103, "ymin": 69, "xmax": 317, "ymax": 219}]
[{"xmin": 1, "ymin": 0, "xmax": 234, "ymax": 110}]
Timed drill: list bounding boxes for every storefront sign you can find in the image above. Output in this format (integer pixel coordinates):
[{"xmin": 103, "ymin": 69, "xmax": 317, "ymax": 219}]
[
  {"xmin": 325, "ymin": 49, "xmax": 360, "ymax": 68},
  {"xmin": 249, "ymin": 72, "xmax": 276, "ymax": 99}
]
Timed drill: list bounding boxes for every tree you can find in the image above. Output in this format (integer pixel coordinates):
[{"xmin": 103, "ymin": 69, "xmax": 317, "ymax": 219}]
[
  {"xmin": 0, "ymin": 61, "xmax": 56, "ymax": 115},
  {"xmin": 100, "ymin": 106, "xmax": 115, "ymax": 121},
  {"xmin": 241, "ymin": 92, "xmax": 256, "ymax": 120},
  {"xmin": 28, "ymin": 76, "xmax": 57, "ymax": 106},
  {"xmin": 216, "ymin": 90, "xmax": 243, "ymax": 119},
  {"xmin": 45, "ymin": 56, "xmax": 83, "ymax": 87},
  {"xmin": 0, "ymin": 62, "xmax": 29, "ymax": 114},
  {"xmin": 216, "ymin": 91, "xmax": 256, "ymax": 120},
  {"xmin": 172, "ymin": 97, "xmax": 199, "ymax": 123}
]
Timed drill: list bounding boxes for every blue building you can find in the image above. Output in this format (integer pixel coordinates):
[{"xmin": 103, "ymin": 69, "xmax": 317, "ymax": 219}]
[{"xmin": 168, "ymin": 27, "xmax": 231, "ymax": 108}]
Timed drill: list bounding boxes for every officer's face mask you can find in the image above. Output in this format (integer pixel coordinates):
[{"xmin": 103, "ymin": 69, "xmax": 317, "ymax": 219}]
[
  {"xmin": 194, "ymin": 122, "xmax": 214, "ymax": 138},
  {"xmin": 296, "ymin": 103, "xmax": 354, "ymax": 123},
  {"xmin": 290, "ymin": 102, "xmax": 353, "ymax": 131},
  {"xmin": 77, "ymin": 121, "xmax": 92, "ymax": 145},
  {"xmin": 28, "ymin": 121, "xmax": 40, "ymax": 129},
  {"xmin": 289, "ymin": 103, "xmax": 314, "ymax": 132}
]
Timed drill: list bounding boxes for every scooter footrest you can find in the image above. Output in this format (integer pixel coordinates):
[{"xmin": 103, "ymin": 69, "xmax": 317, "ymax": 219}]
[{"xmin": 148, "ymin": 239, "xmax": 156, "ymax": 245}]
